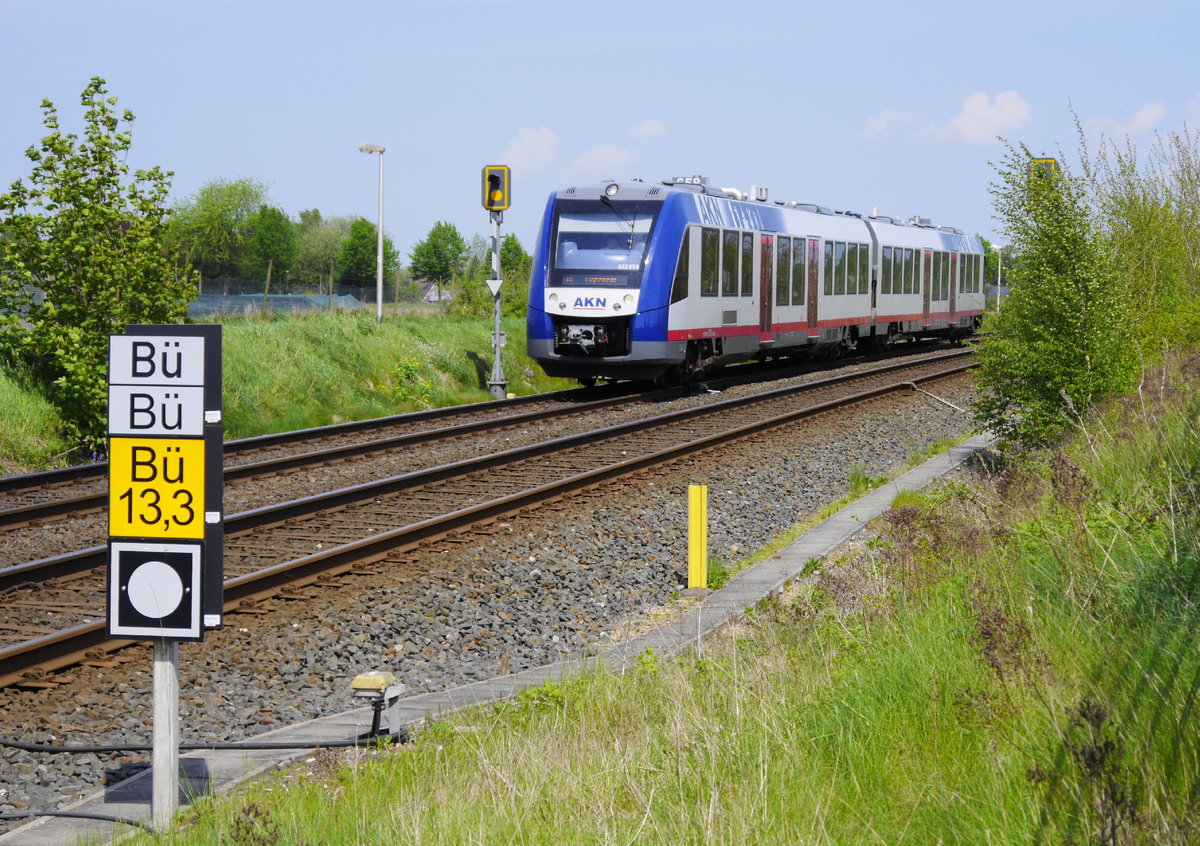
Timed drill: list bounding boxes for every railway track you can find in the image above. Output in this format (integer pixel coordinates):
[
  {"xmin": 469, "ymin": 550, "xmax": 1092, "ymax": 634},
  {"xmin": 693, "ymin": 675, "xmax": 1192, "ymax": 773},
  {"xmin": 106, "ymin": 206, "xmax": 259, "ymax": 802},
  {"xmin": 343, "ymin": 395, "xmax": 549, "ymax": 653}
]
[
  {"xmin": 0, "ymin": 382, "xmax": 646, "ymax": 530},
  {"xmin": 0, "ymin": 342, "xmax": 953, "ymax": 530},
  {"xmin": 0, "ymin": 349, "xmax": 974, "ymax": 689}
]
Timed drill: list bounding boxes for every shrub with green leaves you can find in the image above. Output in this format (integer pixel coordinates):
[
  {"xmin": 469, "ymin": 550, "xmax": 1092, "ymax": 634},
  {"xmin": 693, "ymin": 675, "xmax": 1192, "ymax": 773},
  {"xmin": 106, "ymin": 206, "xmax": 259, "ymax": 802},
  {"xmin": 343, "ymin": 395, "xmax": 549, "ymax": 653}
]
[
  {"xmin": 0, "ymin": 77, "xmax": 197, "ymax": 452},
  {"xmin": 973, "ymin": 143, "xmax": 1138, "ymax": 448}
]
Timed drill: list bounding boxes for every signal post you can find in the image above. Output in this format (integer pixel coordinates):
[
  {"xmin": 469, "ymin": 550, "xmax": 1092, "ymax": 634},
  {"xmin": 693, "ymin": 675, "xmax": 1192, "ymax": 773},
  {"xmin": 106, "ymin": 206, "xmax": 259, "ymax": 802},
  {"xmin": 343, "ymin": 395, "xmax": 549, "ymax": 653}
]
[
  {"xmin": 107, "ymin": 324, "xmax": 223, "ymax": 830},
  {"xmin": 482, "ymin": 165, "xmax": 510, "ymax": 400}
]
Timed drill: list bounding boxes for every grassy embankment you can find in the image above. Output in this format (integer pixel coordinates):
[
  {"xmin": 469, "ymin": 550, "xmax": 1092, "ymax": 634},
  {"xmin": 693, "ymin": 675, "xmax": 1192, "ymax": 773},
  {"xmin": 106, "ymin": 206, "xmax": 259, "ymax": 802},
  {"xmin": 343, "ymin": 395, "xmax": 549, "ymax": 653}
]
[
  {"xmin": 0, "ymin": 310, "xmax": 570, "ymax": 474},
  {"xmin": 115, "ymin": 348, "xmax": 1199, "ymax": 844}
]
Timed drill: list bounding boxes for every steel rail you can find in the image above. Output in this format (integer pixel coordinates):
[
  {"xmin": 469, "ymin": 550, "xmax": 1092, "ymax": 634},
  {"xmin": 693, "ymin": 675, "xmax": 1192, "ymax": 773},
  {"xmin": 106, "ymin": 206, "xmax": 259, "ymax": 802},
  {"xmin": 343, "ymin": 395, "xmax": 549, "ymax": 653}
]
[
  {"xmin": 0, "ymin": 381, "xmax": 632, "ymax": 498},
  {"xmin": 0, "ymin": 341, "xmax": 951, "ymax": 500},
  {"xmin": 0, "ymin": 386, "xmax": 666, "ymax": 530},
  {"xmin": 0, "ymin": 356, "xmax": 973, "ymax": 688},
  {"xmin": 0, "ymin": 350, "xmax": 973, "ymax": 592}
]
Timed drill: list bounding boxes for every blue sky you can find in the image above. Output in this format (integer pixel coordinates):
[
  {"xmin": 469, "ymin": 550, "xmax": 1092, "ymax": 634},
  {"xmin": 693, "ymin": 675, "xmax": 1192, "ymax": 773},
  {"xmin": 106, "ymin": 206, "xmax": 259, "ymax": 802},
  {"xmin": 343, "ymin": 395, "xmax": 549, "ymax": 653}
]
[{"xmin": 2, "ymin": 0, "xmax": 1197, "ymax": 257}]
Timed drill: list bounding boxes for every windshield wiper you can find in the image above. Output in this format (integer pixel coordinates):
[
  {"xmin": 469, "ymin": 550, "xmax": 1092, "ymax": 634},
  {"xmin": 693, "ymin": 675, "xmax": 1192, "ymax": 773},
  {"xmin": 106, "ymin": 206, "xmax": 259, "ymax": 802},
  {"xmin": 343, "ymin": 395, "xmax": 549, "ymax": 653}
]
[{"xmin": 600, "ymin": 195, "xmax": 634, "ymax": 232}]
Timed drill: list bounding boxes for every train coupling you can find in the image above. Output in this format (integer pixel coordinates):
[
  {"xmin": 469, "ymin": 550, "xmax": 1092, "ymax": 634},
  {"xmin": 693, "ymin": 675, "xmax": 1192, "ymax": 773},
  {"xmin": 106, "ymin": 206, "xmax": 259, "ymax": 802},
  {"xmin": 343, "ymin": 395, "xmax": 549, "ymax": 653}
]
[{"xmin": 556, "ymin": 322, "xmax": 609, "ymax": 351}]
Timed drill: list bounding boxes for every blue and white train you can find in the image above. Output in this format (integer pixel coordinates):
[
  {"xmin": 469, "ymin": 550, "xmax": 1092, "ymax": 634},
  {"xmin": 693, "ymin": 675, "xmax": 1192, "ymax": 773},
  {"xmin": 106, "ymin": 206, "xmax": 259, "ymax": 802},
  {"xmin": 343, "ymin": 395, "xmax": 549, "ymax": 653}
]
[{"xmin": 526, "ymin": 176, "xmax": 985, "ymax": 384}]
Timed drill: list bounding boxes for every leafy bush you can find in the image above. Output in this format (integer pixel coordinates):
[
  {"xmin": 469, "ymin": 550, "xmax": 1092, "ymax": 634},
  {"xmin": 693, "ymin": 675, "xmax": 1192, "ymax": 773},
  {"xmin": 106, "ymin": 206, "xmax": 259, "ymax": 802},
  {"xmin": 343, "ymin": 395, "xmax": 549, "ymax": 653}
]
[
  {"xmin": 0, "ymin": 77, "xmax": 197, "ymax": 451},
  {"xmin": 973, "ymin": 143, "xmax": 1138, "ymax": 448}
]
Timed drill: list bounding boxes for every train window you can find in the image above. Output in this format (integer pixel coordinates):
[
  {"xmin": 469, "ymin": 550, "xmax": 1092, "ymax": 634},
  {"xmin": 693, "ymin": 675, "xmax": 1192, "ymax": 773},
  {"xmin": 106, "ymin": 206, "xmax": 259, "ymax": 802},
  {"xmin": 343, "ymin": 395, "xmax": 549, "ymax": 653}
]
[
  {"xmin": 846, "ymin": 243, "xmax": 859, "ymax": 295},
  {"xmin": 700, "ymin": 228, "xmax": 719, "ymax": 296},
  {"xmin": 740, "ymin": 234, "xmax": 753, "ymax": 296},
  {"xmin": 858, "ymin": 244, "xmax": 870, "ymax": 294},
  {"xmin": 670, "ymin": 227, "xmax": 691, "ymax": 304},
  {"xmin": 881, "ymin": 247, "xmax": 893, "ymax": 294},
  {"xmin": 791, "ymin": 239, "xmax": 806, "ymax": 304},
  {"xmin": 939, "ymin": 252, "xmax": 950, "ymax": 300},
  {"xmin": 776, "ymin": 237, "xmax": 791, "ymax": 306},
  {"xmin": 931, "ymin": 252, "xmax": 942, "ymax": 301},
  {"xmin": 904, "ymin": 248, "xmax": 915, "ymax": 294},
  {"xmin": 823, "ymin": 241, "xmax": 834, "ymax": 295},
  {"xmin": 833, "ymin": 242, "xmax": 847, "ymax": 295},
  {"xmin": 721, "ymin": 230, "xmax": 739, "ymax": 296},
  {"xmin": 548, "ymin": 198, "xmax": 660, "ymax": 288}
]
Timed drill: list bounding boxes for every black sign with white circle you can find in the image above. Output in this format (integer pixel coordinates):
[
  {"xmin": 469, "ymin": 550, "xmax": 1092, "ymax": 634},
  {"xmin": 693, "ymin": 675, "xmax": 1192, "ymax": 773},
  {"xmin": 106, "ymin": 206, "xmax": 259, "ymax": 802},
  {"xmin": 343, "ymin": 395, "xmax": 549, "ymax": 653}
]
[{"xmin": 108, "ymin": 541, "xmax": 202, "ymax": 640}]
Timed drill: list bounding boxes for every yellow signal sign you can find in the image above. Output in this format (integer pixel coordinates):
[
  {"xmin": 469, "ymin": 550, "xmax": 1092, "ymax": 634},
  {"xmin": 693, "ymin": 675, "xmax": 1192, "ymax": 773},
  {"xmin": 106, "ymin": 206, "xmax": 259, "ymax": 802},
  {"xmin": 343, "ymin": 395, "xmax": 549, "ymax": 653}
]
[
  {"xmin": 1030, "ymin": 157, "xmax": 1058, "ymax": 179},
  {"xmin": 109, "ymin": 437, "xmax": 205, "ymax": 539},
  {"xmin": 482, "ymin": 165, "xmax": 510, "ymax": 211}
]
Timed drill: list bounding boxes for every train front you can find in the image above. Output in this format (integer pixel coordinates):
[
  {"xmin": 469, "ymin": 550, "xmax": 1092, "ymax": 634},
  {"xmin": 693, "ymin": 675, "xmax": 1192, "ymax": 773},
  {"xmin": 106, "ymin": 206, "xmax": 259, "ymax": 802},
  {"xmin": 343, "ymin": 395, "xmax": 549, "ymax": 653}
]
[{"xmin": 526, "ymin": 181, "xmax": 681, "ymax": 383}]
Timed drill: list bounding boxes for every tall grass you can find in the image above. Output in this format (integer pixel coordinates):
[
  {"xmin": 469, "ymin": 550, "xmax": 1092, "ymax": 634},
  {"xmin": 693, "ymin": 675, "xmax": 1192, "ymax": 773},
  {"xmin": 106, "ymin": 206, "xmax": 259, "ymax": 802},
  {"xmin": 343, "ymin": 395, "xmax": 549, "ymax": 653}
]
[
  {"xmin": 0, "ymin": 360, "xmax": 71, "ymax": 471},
  {"xmin": 217, "ymin": 310, "xmax": 568, "ymax": 438},
  {"xmin": 129, "ymin": 352, "xmax": 1200, "ymax": 843}
]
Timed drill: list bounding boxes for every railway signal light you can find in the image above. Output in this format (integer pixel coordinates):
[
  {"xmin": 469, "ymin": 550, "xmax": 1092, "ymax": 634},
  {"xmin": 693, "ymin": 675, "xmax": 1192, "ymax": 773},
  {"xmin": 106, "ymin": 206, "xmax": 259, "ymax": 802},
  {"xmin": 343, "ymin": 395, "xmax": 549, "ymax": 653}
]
[
  {"xmin": 1029, "ymin": 157, "xmax": 1058, "ymax": 181},
  {"xmin": 482, "ymin": 165, "xmax": 510, "ymax": 211}
]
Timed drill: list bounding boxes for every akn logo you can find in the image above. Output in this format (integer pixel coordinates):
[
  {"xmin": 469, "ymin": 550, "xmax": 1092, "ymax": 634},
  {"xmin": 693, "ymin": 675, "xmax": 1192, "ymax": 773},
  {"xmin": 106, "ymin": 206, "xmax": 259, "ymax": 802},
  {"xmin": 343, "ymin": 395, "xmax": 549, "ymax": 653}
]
[{"xmin": 573, "ymin": 297, "xmax": 607, "ymax": 310}]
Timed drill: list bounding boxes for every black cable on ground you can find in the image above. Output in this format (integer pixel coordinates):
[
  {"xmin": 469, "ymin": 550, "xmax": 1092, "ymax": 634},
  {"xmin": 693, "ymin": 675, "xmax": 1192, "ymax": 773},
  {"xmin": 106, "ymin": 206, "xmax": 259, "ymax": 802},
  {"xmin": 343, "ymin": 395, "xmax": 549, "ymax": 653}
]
[
  {"xmin": 0, "ymin": 810, "xmax": 153, "ymax": 832},
  {"xmin": 0, "ymin": 730, "xmax": 408, "ymax": 754}
]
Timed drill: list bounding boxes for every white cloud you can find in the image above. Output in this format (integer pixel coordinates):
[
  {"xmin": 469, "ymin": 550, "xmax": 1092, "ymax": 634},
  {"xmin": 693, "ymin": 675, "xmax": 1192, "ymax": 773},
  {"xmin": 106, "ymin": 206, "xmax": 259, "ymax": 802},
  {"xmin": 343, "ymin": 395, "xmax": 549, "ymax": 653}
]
[
  {"xmin": 627, "ymin": 119, "xmax": 666, "ymax": 138},
  {"xmin": 924, "ymin": 91, "xmax": 1031, "ymax": 145},
  {"xmin": 570, "ymin": 145, "xmax": 638, "ymax": 176},
  {"xmin": 1085, "ymin": 101, "xmax": 1167, "ymax": 138},
  {"xmin": 862, "ymin": 109, "xmax": 916, "ymax": 140},
  {"xmin": 502, "ymin": 126, "xmax": 559, "ymax": 174}
]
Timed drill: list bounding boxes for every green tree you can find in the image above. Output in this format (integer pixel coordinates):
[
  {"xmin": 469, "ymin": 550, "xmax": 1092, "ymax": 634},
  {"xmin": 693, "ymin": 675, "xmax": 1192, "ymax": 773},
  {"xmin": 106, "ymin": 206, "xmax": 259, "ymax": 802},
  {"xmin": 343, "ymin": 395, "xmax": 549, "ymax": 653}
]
[
  {"xmin": 500, "ymin": 233, "xmax": 532, "ymax": 316},
  {"xmin": 0, "ymin": 77, "xmax": 197, "ymax": 450},
  {"xmin": 293, "ymin": 212, "xmax": 353, "ymax": 290},
  {"xmin": 449, "ymin": 232, "xmax": 530, "ymax": 318},
  {"xmin": 409, "ymin": 221, "xmax": 467, "ymax": 304},
  {"xmin": 1082, "ymin": 125, "xmax": 1200, "ymax": 347},
  {"xmin": 972, "ymin": 144, "xmax": 1138, "ymax": 448},
  {"xmin": 165, "ymin": 176, "xmax": 267, "ymax": 279},
  {"xmin": 337, "ymin": 217, "xmax": 398, "ymax": 285},
  {"xmin": 242, "ymin": 205, "xmax": 297, "ymax": 284}
]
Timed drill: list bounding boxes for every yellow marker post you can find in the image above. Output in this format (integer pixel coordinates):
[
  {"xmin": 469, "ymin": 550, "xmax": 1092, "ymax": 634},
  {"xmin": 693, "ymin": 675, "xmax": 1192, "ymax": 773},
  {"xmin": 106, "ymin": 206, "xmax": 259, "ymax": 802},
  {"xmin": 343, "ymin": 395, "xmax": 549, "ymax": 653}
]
[{"xmin": 688, "ymin": 484, "xmax": 708, "ymax": 589}]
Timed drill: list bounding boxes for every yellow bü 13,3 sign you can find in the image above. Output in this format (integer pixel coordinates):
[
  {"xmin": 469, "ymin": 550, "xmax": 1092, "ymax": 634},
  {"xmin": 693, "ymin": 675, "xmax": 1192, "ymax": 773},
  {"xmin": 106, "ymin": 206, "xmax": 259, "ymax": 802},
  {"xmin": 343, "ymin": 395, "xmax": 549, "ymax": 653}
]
[{"xmin": 108, "ymin": 436, "xmax": 205, "ymax": 539}]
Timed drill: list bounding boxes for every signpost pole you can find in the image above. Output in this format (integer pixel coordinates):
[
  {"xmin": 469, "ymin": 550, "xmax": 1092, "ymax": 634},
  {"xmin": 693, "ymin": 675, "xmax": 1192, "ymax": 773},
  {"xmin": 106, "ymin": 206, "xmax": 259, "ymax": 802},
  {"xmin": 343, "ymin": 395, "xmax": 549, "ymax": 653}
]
[
  {"xmin": 107, "ymin": 324, "xmax": 223, "ymax": 833},
  {"xmin": 152, "ymin": 639, "xmax": 179, "ymax": 829},
  {"xmin": 487, "ymin": 210, "xmax": 507, "ymax": 400}
]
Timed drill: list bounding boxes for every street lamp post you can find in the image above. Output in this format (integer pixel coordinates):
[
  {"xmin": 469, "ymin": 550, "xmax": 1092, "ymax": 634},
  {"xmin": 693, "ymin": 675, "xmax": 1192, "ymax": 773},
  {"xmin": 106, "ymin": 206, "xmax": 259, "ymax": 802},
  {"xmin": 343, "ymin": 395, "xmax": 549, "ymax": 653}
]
[
  {"xmin": 359, "ymin": 144, "xmax": 386, "ymax": 322},
  {"xmin": 992, "ymin": 243, "xmax": 1004, "ymax": 312}
]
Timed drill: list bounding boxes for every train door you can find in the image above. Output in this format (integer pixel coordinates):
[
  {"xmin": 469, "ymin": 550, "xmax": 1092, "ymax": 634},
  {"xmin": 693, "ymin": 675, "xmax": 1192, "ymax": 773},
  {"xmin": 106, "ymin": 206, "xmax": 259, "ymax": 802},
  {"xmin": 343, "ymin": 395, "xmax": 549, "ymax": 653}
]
[
  {"xmin": 949, "ymin": 252, "xmax": 958, "ymax": 319},
  {"xmin": 760, "ymin": 234, "xmax": 774, "ymax": 333},
  {"xmin": 806, "ymin": 237, "xmax": 820, "ymax": 334},
  {"xmin": 922, "ymin": 249, "xmax": 932, "ymax": 325}
]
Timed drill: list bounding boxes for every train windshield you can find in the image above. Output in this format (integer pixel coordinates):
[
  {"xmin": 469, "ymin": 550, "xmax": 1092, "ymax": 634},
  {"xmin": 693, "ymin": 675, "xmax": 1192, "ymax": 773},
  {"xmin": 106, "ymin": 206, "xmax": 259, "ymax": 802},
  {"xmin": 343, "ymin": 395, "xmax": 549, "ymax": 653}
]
[{"xmin": 549, "ymin": 199, "xmax": 660, "ymax": 288}]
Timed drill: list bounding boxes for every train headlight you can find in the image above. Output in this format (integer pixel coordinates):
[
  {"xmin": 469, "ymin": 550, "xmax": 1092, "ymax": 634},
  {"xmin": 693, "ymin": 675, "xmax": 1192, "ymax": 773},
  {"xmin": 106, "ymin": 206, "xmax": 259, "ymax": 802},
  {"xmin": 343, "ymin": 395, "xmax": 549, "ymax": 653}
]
[
  {"xmin": 549, "ymin": 293, "xmax": 558, "ymax": 303},
  {"xmin": 623, "ymin": 294, "xmax": 634, "ymax": 306},
  {"xmin": 613, "ymin": 302, "xmax": 621, "ymax": 311},
  {"xmin": 559, "ymin": 301, "xmax": 567, "ymax": 310},
  {"xmin": 604, "ymin": 183, "xmax": 619, "ymax": 198}
]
